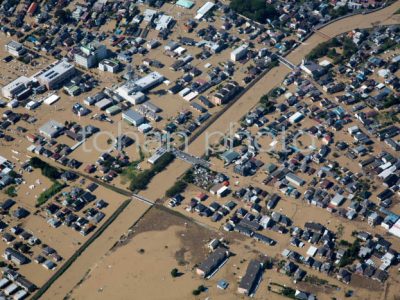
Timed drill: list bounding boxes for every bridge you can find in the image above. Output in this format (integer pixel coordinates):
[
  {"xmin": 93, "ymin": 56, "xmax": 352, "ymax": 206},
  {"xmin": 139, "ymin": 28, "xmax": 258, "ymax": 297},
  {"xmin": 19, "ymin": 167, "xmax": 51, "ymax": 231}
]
[
  {"xmin": 172, "ymin": 148, "xmax": 211, "ymax": 168},
  {"xmin": 132, "ymin": 193, "xmax": 155, "ymax": 206},
  {"xmin": 313, "ymin": 29, "xmax": 333, "ymax": 40},
  {"xmin": 277, "ymin": 55, "xmax": 297, "ymax": 70}
]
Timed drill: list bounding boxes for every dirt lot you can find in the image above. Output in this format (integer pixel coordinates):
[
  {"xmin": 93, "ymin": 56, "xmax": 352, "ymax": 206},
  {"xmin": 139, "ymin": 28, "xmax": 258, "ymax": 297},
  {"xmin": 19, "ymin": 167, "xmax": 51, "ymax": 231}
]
[
  {"xmin": 40, "ymin": 199, "xmax": 150, "ymax": 300},
  {"xmin": 64, "ymin": 204, "xmax": 391, "ymax": 300},
  {"xmin": 66, "ymin": 206, "xmax": 221, "ymax": 300}
]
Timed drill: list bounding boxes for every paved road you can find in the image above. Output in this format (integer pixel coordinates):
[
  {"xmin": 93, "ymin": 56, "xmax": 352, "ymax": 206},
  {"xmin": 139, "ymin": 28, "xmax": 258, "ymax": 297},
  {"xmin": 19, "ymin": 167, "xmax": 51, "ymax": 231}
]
[
  {"xmin": 131, "ymin": 193, "xmax": 155, "ymax": 206},
  {"xmin": 277, "ymin": 55, "xmax": 297, "ymax": 70}
]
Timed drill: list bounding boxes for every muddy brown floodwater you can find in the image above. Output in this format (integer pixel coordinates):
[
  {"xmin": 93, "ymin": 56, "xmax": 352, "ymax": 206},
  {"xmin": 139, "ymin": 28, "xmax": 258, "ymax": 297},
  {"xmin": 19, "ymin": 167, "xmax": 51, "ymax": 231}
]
[
  {"xmin": 41, "ymin": 2, "xmax": 400, "ymax": 300},
  {"xmin": 140, "ymin": 1, "xmax": 400, "ymax": 202}
]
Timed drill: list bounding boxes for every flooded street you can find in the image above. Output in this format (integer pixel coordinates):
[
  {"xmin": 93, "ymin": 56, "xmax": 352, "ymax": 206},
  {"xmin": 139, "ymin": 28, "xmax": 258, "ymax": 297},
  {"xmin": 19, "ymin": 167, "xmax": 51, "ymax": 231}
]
[
  {"xmin": 141, "ymin": 1, "xmax": 400, "ymax": 201},
  {"xmin": 40, "ymin": 2, "xmax": 400, "ymax": 299}
]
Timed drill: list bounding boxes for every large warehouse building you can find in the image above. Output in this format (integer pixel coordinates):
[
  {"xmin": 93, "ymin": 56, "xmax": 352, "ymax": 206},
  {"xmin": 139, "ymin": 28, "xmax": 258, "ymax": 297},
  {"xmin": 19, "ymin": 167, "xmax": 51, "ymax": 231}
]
[
  {"xmin": 1, "ymin": 76, "xmax": 31, "ymax": 99},
  {"xmin": 116, "ymin": 72, "xmax": 164, "ymax": 104},
  {"xmin": 35, "ymin": 60, "xmax": 76, "ymax": 89}
]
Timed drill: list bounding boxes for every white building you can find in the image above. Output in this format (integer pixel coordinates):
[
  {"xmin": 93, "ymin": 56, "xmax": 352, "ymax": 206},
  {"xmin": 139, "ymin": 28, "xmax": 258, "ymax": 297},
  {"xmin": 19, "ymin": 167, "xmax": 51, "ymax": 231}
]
[
  {"xmin": 389, "ymin": 219, "xmax": 400, "ymax": 238},
  {"xmin": 155, "ymin": 15, "xmax": 173, "ymax": 31},
  {"xmin": 35, "ymin": 60, "xmax": 76, "ymax": 89},
  {"xmin": 39, "ymin": 120, "xmax": 64, "ymax": 138},
  {"xmin": 288, "ymin": 112, "xmax": 304, "ymax": 124},
  {"xmin": 122, "ymin": 109, "xmax": 145, "ymax": 126},
  {"xmin": 330, "ymin": 194, "xmax": 345, "ymax": 207},
  {"xmin": 75, "ymin": 41, "xmax": 107, "ymax": 68},
  {"xmin": 260, "ymin": 215, "xmax": 272, "ymax": 229},
  {"xmin": 1, "ymin": 76, "xmax": 31, "ymax": 99},
  {"xmin": 143, "ymin": 9, "xmax": 157, "ymax": 22},
  {"xmin": 98, "ymin": 59, "xmax": 120, "ymax": 73},
  {"xmin": 116, "ymin": 72, "xmax": 164, "ymax": 103},
  {"xmin": 230, "ymin": 44, "xmax": 248, "ymax": 62},
  {"xmin": 195, "ymin": 1, "xmax": 215, "ymax": 20},
  {"xmin": 43, "ymin": 94, "xmax": 60, "ymax": 105},
  {"xmin": 285, "ymin": 173, "xmax": 305, "ymax": 186},
  {"xmin": 5, "ymin": 40, "xmax": 26, "ymax": 57},
  {"xmin": 25, "ymin": 100, "xmax": 40, "ymax": 110},
  {"xmin": 148, "ymin": 147, "xmax": 168, "ymax": 164}
]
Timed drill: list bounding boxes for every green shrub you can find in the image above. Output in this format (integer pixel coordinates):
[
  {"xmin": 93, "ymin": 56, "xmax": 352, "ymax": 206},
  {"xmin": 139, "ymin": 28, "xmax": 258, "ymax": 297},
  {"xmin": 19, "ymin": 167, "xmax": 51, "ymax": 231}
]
[
  {"xmin": 230, "ymin": 0, "xmax": 277, "ymax": 23},
  {"xmin": 166, "ymin": 181, "xmax": 187, "ymax": 198},
  {"xmin": 30, "ymin": 157, "xmax": 60, "ymax": 180},
  {"xmin": 5, "ymin": 186, "xmax": 17, "ymax": 197},
  {"xmin": 170, "ymin": 268, "xmax": 179, "ymax": 278},
  {"xmin": 36, "ymin": 181, "xmax": 66, "ymax": 206},
  {"xmin": 129, "ymin": 152, "xmax": 175, "ymax": 191}
]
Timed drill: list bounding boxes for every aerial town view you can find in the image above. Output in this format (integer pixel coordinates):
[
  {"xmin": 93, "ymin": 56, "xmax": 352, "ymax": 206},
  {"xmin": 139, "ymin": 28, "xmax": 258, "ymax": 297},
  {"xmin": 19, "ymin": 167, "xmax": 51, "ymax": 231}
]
[{"xmin": 0, "ymin": 0, "xmax": 400, "ymax": 299}]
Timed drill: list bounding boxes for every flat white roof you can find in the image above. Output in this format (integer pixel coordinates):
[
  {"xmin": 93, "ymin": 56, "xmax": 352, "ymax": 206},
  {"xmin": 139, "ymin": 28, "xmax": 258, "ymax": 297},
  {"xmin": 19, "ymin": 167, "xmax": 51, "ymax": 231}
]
[
  {"xmin": 6, "ymin": 40, "xmax": 23, "ymax": 50},
  {"xmin": 231, "ymin": 44, "xmax": 248, "ymax": 56},
  {"xmin": 2, "ymin": 76, "xmax": 30, "ymax": 92},
  {"xmin": 39, "ymin": 120, "xmax": 64, "ymax": 137},
  {"xmin": 330, "ymin": 194, "xmax": 345, "ymax": 206},
  {"xmin": 122, "ymin": 109, "xmax": 144, "ymax": 122},
  {"xmin": 44, "ymin": 94, "xmax": 60, "ymax": 105},
  {"xmin": 183, "ymin": 91, "xmax": 198, "ymax": 101},
  {"xmin": 389, "ymin": 219, "xmax": 400, "ymax": 238},
  {"xmin": 138, "ymin": 123, "xmax": 152, "ymax": 131},
  {"xmin": 95, "ymin": 98, "xmax": 112, "ymax": 108},
  {"xmin": 36, "ymin": 60, "xmax": 74, "ymax": 82},
  {"xmin": 0, "ymin": 156, "xmax": 9, "ymax": 165},
  {"xmin": 195, "ymin": 1, "xmax": 215, "ymax": 20},
  {"xmin": 176, "ymin": 0, "xmax": 194, "ymax": 8},
  {"xmin": 319, "ymin": 59, "xmax": 331, "ymax": 67},
  {"xmin": 135, "ymin": 72, "xmax": 164, "ymax": 89},
  {"xmin": 155, "ymin": 15, "xmax": 173, "ymax": 30},
  {"xmin": 144, "ymin": 9, "xmax": 157, "ymax": 22},
  {"xmin": 306, "ymin": 246, "xmax": 318, "ymax": 257}
]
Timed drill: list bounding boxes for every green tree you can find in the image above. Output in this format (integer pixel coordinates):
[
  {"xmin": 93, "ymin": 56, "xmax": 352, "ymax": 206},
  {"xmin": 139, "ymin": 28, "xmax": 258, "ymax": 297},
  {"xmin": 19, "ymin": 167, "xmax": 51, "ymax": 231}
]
[
  {"xmin": 166, "ymin": 181, "xmax": 187, "ymax": 198},
  {"xmin": 30, "ymin": 157, "xmax": 60, "ymax": 180},
  {"xmin": 259, "ymin": 94, "xmax": 275, "ymax": 112},
  {"xmin": 5, "ymin": 186, "xmax": 17, "ymax": 197},
  {"xmin": 343, "ymin": 38, "xmax": 357, "ymax": 58},
  {"xmin": 55, "ymin": 9, "xmax": 71, "ymax": 23},
  {"xmin": 170, "ymin": 268, "xmax": 179, "ymax": 277},
  {"xmin": 230, "ymin": 0, "xmax": 277, "ymax": 23},
  {"xmin": 182, "ymin": 169, "xmax": 194, "ymax": 183}
]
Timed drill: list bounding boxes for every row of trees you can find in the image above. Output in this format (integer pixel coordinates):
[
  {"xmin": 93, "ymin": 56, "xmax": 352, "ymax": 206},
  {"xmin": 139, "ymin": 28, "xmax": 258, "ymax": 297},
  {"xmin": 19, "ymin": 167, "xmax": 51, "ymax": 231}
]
[
  {"xmin": 306, "ymin": 36, "xmax": 358, "ymax": 65},
  {"xmin": 165, "ymin": 181, "xmax": 187, "ymax": 198},
  {"xmin": 29, "ymin": 157, "xmax": 66, "ymax": 206},
  {"xmin": 30, "ymin": 157, "xmax": 60, "ymax": 180},
  {"xmin": 165, "ymin": 168, "xmax": 195, "ymax": 197},
  {"xmin": 129, "ymin": 152, "xmax": 175, "ymax": 191},
  {"xmin": 230, "ymin": 0, "xmax": 277, "ymax": 24},
  {"xmin": 338, "ymin": 239, "xmax": 361, "ymax": 267},
  {"xmin": 306, "ymin": 38, "xmax": 342, "ymax": 61},
  {"xmin": 36, "ymin": 181, "xmax": 66, "ymax": 207}
]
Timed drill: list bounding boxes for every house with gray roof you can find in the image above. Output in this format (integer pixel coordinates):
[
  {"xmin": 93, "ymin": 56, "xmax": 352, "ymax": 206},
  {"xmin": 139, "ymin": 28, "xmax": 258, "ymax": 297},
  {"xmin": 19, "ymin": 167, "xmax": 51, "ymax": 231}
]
[
  {"xmin": 196, "ymin": 248, "xmax": 230, "ymax": 278},
  {"xmin": 39, "ymin": 120, "xmax": 64, "ymax": 138},
  {"xmin": 237, "ymin": 260, "xmax": 263, "ymax": 296}
]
